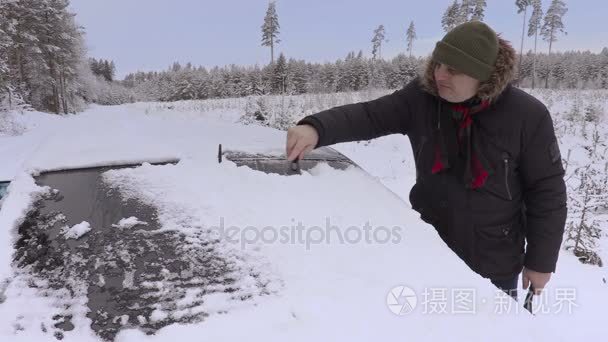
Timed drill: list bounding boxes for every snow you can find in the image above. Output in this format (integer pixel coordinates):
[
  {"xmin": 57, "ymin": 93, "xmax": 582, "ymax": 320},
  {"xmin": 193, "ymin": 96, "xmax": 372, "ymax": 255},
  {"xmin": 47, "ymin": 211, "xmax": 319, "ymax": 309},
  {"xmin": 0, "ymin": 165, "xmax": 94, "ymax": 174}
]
[
  {"xmin": 112, "ymin": 217, "xmax": 148, "ymax": 229},
  {"xmin": 62, "ymin": 221, "xmax": 92, "ymax": 239},
  {"xmin": 0, "ymin": 173, "xmax": 48, "ymax": 282},
  {"xmin": 0, "ymin": 90, "xmax": 606, "ymax": 341}
]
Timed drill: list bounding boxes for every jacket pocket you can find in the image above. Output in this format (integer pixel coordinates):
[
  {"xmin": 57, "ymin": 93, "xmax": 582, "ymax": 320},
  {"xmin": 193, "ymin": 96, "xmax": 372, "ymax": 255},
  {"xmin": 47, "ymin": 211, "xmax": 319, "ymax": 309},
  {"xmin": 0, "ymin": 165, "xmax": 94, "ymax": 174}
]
[
  {"xmin": 478, "ymin": 151, "xmax": 519, "ymax": 202},
  {"xmin": 474, "ymin": 217, "xmax": 525, "ymax": 279},
  {"xmin": 409, "ymin": 182, "xmax": 438, "ymax": 226}
]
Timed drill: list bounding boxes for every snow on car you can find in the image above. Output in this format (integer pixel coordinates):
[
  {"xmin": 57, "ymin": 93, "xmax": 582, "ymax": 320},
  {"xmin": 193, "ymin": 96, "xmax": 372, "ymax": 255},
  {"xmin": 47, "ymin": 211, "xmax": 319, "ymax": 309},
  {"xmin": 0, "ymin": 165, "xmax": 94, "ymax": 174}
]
[{"xmin": 0, "ymin": 106, "xmax": 571, "ymax": 341}]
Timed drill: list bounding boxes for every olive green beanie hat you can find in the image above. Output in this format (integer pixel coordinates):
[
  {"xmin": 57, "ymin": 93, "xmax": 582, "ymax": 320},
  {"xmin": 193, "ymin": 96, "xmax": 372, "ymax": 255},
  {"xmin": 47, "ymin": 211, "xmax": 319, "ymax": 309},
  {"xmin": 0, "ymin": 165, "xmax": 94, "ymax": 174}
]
[{"xmin": 432, "ymin": 21, "xmax": 499, "ymax": 81}]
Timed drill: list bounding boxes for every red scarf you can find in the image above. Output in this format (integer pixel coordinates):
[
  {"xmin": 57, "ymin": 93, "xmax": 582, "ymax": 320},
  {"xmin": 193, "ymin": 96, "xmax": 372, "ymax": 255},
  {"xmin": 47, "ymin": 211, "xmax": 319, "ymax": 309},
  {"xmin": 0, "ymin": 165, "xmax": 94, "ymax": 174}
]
[{"xmin": 432, "ymin": 99, "xmax": 491, "ymax": 189}]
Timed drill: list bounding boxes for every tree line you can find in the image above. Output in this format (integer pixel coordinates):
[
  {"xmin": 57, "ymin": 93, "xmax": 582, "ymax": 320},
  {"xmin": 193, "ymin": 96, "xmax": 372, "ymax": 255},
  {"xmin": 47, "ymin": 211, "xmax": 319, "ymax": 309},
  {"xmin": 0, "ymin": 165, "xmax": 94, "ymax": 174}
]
[
  {"xmin": 1, "ymin": 0, "xmax": 604, "ymax": 112},
  {"xmin": 123, "ymin": 48, "xmax": 608, "ymax": 103}
]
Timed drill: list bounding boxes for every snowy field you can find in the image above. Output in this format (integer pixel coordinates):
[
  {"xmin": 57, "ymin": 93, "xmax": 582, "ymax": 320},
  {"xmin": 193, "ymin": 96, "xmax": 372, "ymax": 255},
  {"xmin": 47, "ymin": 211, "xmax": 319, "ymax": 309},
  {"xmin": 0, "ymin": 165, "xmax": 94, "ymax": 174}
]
[{"xmin": 0, "ymin": 88, "xmax": 607, "ymax": 341}]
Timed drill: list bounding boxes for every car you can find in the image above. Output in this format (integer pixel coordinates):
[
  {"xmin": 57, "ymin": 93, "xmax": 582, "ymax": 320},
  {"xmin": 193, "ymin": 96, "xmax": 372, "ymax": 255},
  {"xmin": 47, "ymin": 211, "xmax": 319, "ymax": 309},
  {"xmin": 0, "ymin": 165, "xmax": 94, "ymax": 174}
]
[{"xmin": 0, "ymin": 113, "xmax": 539, "ymax": 342}]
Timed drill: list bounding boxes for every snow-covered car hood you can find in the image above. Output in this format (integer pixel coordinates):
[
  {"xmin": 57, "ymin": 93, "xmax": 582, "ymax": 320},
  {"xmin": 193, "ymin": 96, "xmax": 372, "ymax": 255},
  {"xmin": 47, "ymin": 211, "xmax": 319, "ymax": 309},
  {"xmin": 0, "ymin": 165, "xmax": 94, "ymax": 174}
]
[{"xmin": 0, "ymin": 106, "xmax": 567, "ymax": 341}]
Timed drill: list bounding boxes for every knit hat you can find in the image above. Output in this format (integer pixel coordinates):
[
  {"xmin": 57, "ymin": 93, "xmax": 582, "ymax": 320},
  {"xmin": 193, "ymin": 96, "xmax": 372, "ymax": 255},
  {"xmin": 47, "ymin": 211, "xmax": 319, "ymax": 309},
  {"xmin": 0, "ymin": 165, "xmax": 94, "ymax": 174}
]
[{"xmin": 432, "ymin": 21, "xmax": 499, "ymax": 81}]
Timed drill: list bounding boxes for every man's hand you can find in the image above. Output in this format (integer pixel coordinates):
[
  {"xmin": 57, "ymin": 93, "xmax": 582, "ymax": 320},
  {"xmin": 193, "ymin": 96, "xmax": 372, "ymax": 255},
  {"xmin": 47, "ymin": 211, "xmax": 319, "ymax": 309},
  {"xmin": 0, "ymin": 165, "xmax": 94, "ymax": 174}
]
[
  {"xmin": 286, "ymin": 125, "xmax": 319, "ymax": 161},
  {"xmin": 522, "ymin": 266, "xmax": 551, "ymax": 295}
]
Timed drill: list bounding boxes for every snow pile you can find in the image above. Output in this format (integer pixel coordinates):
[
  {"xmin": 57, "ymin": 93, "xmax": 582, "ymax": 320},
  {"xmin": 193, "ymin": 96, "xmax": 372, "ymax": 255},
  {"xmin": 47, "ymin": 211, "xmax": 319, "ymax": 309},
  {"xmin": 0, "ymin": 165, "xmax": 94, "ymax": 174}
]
[
  {"xmin": 112, "ymin": 217, "xmax": 148, "ymax": 229},
  {"xmin": 0, "ymin": 173, "xmax": 48, "ymax": 281},
  {"xmin": 62, "ymin": 221, "xmax": 92, "ymax": 239}
]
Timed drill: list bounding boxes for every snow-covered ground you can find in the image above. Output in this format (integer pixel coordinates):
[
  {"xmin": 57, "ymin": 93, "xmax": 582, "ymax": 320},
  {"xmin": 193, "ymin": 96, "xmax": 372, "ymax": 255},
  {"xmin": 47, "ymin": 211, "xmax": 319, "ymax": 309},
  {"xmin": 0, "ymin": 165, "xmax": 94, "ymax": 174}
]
[{"xmin": 0, "ymin": 89, "xmax": 607, "ymax": 341}]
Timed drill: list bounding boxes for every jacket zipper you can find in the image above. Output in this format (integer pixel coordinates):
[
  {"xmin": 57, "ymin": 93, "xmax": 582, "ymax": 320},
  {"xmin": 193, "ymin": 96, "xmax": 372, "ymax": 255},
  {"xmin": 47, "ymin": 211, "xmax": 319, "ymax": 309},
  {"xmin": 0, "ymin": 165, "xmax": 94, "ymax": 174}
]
[
  {"xmin": 416, "ymin": 136, "xmax": 427, "ymax": 164},
  {"xmin": 502, "ymin": 152, "xmax": 513, "ymax": 200}
]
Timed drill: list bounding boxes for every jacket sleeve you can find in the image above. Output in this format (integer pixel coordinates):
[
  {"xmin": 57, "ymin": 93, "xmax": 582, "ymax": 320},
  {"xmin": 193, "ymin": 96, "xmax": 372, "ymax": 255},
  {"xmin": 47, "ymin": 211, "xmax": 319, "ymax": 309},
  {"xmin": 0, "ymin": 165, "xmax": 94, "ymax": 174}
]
[
  {"xmin": 520, "ymin": 108, "xmax": 568, "ymax": 273},
  {"xmin": 296, "ymin": 79, "xmax": 416, "ymax": 148}
]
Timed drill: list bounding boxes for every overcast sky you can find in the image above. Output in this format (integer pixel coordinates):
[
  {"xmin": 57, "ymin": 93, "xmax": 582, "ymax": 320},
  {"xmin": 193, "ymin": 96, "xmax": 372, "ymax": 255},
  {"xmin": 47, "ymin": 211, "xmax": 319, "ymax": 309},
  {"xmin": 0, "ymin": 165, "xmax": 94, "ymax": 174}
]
[{"xmin": 69, "ymin": 0, "xmax": 608, "ymax": 79}]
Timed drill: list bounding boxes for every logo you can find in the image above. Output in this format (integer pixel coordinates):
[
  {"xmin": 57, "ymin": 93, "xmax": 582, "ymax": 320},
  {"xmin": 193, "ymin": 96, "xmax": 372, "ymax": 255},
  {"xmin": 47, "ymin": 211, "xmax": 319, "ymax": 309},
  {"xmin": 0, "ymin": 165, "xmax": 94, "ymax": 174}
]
[{"xmin": 386, "ymin": 285, "xmax": 417, "ymax": 315}]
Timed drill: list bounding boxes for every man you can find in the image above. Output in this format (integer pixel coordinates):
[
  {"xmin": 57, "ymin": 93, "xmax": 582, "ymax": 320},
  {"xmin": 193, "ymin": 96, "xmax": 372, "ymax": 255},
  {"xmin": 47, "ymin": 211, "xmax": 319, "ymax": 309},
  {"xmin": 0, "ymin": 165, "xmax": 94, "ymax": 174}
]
[{"xmin": 285, "ymin": 21, "xmax": 567, "ymax": 300}]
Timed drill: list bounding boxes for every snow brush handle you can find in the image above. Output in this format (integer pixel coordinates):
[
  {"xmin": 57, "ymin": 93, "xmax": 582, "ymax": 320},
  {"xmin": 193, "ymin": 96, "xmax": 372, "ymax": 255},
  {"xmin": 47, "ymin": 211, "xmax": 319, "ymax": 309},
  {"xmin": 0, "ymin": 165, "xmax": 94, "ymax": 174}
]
[
  {"xmin": 524, "ymin": 285, "xmax": 535, "ymax": 315},
  {"xmin": 290, "ymin": 159, "xmax": 300, "ymax": 171}
]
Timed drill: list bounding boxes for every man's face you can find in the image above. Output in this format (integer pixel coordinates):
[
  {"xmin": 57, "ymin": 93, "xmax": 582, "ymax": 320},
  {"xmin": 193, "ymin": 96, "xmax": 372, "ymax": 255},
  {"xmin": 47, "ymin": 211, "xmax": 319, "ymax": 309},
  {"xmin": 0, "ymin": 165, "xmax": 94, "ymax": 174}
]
[{"xmin": 434, "ymin": 63, "xmax": 480, "ymax": 103}]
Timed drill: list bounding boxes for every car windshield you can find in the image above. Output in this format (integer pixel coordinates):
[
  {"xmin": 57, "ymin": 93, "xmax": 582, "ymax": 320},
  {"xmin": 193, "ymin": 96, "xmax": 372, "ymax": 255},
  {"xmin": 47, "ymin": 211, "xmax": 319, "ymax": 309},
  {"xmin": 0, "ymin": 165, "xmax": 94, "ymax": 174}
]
[
  {"xmin": 15, "ymin": 150, "xmax": 355, "ymax": 340},
  {"xmin": 0, "ymin": 182, "xmax": 8, "ymax": 201}
]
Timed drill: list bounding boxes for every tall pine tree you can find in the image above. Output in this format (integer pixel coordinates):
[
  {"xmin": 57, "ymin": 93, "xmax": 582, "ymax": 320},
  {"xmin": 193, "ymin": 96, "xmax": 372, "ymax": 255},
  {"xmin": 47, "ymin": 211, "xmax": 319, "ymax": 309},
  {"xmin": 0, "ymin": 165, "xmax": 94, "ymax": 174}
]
[
  {"xmin": 0, "ymin": 24, "xmax": 12, "ymax": 106},
  {"xmin": 542, "ymin": 0, "xmax": 568, "ymax": 87},
  {"xmin": 528, "ymin": 0, "xmax": 543, "ymax": 89},
  {"xmin": 371, "ymin": 25, "xmax": 387, "ymax": 60},
  {"xmin": 442, "ymin": 1, "xmax": 460, "ymax": 32},
  {"xmin": 458, "ymin": 0, "xmax": 474, "ymax": 24},
  {"xmin": 471, "ymin": 0, "xmax": 487, "ymax": 21},
  {"xmin": 406, "ymin": 21, "xmax": 416, "ymax": 58},
  {"xmin": 1, "ymin": 0, "xmax": 87, "ymax": 113},
  {"xmin": 261, "ymin": 1, "xmax": 280, "ymax": 64},
  {"xmin": 516, "ymin": 0, "xmax": 532, "ymax": 85}
]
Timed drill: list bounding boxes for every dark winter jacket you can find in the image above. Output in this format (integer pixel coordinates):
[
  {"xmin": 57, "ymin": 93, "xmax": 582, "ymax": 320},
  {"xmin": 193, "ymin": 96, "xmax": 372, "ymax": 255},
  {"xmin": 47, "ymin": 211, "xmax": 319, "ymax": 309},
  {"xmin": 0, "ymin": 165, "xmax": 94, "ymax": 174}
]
[{"xmin": 297, "ymin": 37, "xmax": 567, "ymax": 280}]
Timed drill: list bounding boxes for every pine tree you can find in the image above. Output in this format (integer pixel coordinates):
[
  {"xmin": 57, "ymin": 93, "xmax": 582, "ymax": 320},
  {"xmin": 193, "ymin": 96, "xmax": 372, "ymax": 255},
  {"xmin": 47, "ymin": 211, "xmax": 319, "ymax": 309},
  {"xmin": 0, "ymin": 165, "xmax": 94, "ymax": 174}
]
[
  {"xmin": 0, "ymin": 0, "xmax": 46, "ymax": 106},
  {"xmin": 458, "ymin": 0, "xmax": 474, "ymax": 24},
  {"xmin": 528, "ymin": 0, "xmax": 543, "ymax": 89},
  {"xmin": 442, "ymin": 1, "xmax": 460, "ymax": 32},
  {"xmin": 542, "ymin": 0, "xmax": 568, "ymax": 88},
  {"xmin": 103, "ymin": 60, "xmax": 112, "ymax": 81},
  {"xmin": 261, "ymin": 1, "xmax": 281, "ymax": 64},
  {"xmin": 272, "ymin": 52, "xmax": 287, "ymax": 94},
  {"xmin": 515, "ymin": 0, "xmax": 532, "ymax": 86},
  {"xmin": 0, "ymin": 0, "xmax": 86, "ymax": 113},
  {"xmin": 600, "ymin": 48, "xmax": 608, "ymax": 89},
  {"xmin": 286, "ymin": 58, "xmax": 308, "ymax": 94},
  {"xmin": 371, "ymin": 25, "xmax": 386, "ymax": 60},
  {"xmin": 566, "ymin": 165, "xmax": 606, "ymax": 267},
  {"xmin": 406, "ymin": 21, "xmax": 416, "ymax": 58},
  {"xmin": 0, "ymin": 25, "xmax": 13, "ymax": 108},
  {"xmin": 471, "ymin": 0, "xmax": 487, "ymax": 21},
  {"xmin": 109, "ymin": 61, "xmax": 116, "ymax": 81},
  {"xmin": 369, "ymin": 59, "xmax": 388, "ymax": 89},
  {"xmin": 89, "ymin": 58, "xmax": 99, "ymax": 77}
]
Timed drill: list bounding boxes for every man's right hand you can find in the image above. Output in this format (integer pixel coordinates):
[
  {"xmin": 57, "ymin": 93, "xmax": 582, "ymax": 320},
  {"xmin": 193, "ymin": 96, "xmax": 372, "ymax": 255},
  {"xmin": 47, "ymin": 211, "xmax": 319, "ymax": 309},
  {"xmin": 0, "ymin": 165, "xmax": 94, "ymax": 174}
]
[{"xmin": 286, "ymin": 124, "xmax": 319, "ymax": 161}]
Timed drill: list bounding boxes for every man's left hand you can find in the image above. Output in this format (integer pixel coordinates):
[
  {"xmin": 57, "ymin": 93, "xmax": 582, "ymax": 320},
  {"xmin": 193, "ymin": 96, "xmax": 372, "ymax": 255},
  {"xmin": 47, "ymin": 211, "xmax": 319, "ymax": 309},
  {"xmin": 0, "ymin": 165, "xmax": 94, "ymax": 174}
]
[{"xmin": 522, "ymin": 267, "xmax": 551, "ymax": 295}]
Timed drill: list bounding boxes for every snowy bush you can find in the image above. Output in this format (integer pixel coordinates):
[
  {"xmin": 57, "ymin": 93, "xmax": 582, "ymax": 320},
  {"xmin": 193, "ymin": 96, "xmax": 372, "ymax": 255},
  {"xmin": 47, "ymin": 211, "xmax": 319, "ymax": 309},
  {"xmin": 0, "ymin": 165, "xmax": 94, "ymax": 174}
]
[{"xmin": 0, "ymin": 110, "xmax": 25, "ymax": 136}]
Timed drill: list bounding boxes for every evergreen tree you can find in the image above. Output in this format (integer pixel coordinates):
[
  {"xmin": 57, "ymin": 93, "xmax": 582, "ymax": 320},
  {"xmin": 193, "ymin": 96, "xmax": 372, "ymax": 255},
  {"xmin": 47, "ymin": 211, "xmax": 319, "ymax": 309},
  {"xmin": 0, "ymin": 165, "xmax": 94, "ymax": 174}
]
[
  {"xmin": 109, "ymin": 61, "xmax": 116, "ymax": 81},
  {"xmin": 566, "ymin": 165, "xmax": 606, "ymax": 267},
  {"xmin": 272, "ymin": 53, "xmax": 287, "ymax": 94},
  {"xmin": 0, "ymin": 25, "xmax": 13, "ymax": 109},
  {"xmin": 0, "ymin": 0, "xmax": 86, "ymax": 113},
  {"xmin": 458, "ymin": 0, "xmax": 474, "ymax": 24},
  {"xmin": 600, "ymin": 48, "xmax": 608, "ymax": 88},
  {"xmin": 542, "ymin": 0, "xmax": 568, "ymax": 87},
  {"xmin": 516, "ymin": 0, "xmax": 532, "ymax": 85},
  {"xmin": 261, "ymin": 1, "xmax": 280, "ymax": 64},
  {"xmin": 371, "ymin": 25, "xmax": 386, "ymax": 60},
  {"xmin": 442, "ymin": 1, "xmax": 460, "ymax": 32},
  {"xmin": 528, "ymin": 0, "xmax": 543, "ymax": 89},
  {"xmin": 406, "ymin": 21, "xmax": 416, "ymax": 58},
  {"xmin": 471, "ymin": 0, "xmax": 487, "ymax": 21}
]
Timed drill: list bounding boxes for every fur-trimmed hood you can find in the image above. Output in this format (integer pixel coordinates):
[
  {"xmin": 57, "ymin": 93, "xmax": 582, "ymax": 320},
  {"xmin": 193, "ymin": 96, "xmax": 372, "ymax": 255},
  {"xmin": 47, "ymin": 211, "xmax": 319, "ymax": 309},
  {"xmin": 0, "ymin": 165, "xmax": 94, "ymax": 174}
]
[{"xmin": 420, "ymin": 36, "xmax": 517, "ymax": 103}]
